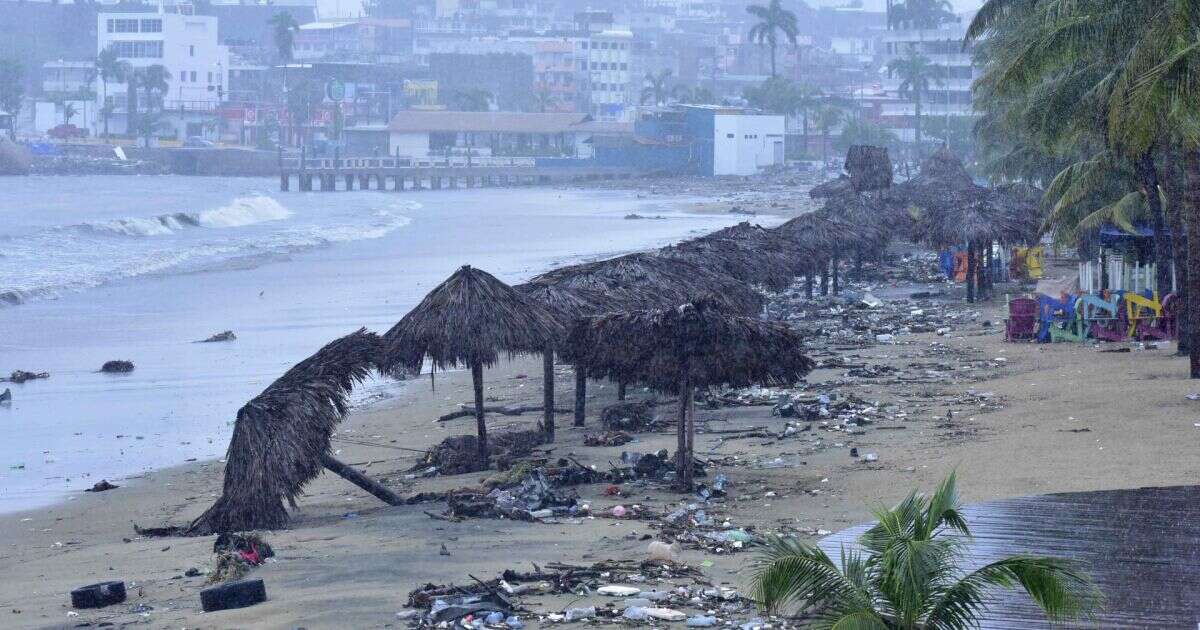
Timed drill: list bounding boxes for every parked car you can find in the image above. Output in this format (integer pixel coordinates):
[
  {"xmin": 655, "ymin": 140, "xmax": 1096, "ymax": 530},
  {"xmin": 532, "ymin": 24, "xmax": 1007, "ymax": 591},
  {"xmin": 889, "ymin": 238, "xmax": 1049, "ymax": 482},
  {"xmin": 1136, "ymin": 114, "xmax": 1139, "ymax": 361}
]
[
  {"xmin": 47, "ymin": 124, "xmax": 88, "ymax": 140},
  {"xmin": 184, "ymin": 136, "xmax": 215, "ymax": 148}
]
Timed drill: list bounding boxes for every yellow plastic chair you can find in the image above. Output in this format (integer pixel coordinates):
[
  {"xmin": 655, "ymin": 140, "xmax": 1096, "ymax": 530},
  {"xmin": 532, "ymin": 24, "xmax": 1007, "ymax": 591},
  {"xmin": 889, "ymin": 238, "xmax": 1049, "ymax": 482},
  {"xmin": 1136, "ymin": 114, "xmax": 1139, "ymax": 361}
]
[
  {"xmin": 1123, "ymin": 291, "xmax": 1162, "ymax": 338},
  {"xmin": 1024, "ymin": 246, "xmax": 1045, "ymax": 280}
]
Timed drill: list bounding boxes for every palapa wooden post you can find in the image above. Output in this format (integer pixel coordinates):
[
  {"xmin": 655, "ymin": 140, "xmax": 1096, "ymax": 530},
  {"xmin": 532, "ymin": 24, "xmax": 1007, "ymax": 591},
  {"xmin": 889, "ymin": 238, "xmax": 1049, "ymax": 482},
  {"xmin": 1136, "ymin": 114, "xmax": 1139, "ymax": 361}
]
[
  {"xmin": 573, "ymin": 367, "xmax": 586, "ymax": 426},
  {"xmin": 966, "ymin": 241, "xmax": 977, "ymax": 303},
  {"xmin": 831, "ymin": 254, "xmax": 841, "ymax": 295},
  {"xmin": 617, "ymin": 380, "xmax": 627, "ymax": 400},
  {"xmin": 675, "ymin": 372, "xmax": 691, "ymax": 492},
  {"xmin": 820, "ymin": 263, "xmax": 829, "ymax": 296},
  {"xmin": 320, "ymin": 452, "xmax": 403, "ymax": 506},
  {"xmin": 472, "ymin": 361, "xmax": 488, "ymax": 462},
  {"xmin": 685, "ymin": 385, "xmax": 695, "ymax": 489},
  {"xmin": 805, "ymin": 272, "xmax": 814, "ymax": 298},
  {"xmin": 542, "ymin": 350, "xmax": 555, "ymax": 441}
]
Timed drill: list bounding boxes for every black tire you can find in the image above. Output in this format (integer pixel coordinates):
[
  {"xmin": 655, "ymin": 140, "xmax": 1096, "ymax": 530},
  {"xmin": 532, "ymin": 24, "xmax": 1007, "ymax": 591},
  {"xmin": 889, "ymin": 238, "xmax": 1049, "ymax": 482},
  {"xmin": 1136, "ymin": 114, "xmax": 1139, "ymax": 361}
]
[
  {"xmin": 71, "ymin": 581, "xmax": 127, "ymax": 609},
  {"xmin": 200, "ymin": 578, "xmax": 267, "ymax": 612}
]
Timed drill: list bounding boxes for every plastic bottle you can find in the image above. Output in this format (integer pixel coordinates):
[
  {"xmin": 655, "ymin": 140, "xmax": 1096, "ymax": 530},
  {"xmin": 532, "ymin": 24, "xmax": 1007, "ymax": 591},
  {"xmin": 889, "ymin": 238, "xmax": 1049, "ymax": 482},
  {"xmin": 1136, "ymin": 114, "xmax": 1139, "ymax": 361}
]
[
  {"xmin": 687, "ymin": 616, "xmax": 718, "ymax": 627},
  {"xmin": 565, "ymin": 606, "xmax": 595, "ymax": 622}
]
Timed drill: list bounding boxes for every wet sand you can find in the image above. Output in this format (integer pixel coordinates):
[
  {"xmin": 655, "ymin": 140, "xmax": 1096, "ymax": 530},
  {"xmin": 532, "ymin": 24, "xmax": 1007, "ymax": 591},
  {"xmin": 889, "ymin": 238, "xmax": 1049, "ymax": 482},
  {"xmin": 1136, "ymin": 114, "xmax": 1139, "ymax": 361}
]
[{"xmin": 4, "ymin": 255, "xmax": 1199, "ymax": 628}]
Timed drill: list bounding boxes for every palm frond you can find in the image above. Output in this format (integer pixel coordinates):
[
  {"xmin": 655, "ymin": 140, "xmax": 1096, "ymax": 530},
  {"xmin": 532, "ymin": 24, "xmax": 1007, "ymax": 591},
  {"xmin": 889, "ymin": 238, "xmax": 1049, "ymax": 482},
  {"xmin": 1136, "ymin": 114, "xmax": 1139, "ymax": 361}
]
[{"xmin": 925, "ymin": 556, "xmax": 1103, "ymax": 627}]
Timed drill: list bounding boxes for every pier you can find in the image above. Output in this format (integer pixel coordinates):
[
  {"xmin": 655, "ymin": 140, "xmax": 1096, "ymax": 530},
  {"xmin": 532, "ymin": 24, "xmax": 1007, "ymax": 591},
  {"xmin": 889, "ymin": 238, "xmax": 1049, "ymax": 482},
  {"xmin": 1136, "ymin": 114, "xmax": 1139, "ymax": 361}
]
[{"xmin": 278, "ymin": 154, "xmax": 641, "ymax": 192}]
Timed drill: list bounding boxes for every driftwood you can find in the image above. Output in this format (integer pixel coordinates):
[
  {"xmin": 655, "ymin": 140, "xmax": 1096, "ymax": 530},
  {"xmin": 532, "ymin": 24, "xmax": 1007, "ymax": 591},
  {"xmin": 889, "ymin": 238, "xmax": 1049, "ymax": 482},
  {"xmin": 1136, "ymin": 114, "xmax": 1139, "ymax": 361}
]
[{"xmin": 438, "ymin": 405, "xmax": 571, "ymax": 422}]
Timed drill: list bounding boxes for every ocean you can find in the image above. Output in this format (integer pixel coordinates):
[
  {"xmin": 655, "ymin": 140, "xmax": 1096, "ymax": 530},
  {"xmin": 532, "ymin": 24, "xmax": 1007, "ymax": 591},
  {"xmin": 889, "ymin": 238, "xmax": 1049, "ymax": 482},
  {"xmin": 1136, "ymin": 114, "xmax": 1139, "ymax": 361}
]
[{"xmin": 0, "ymin": 176, "xmax": 771, "ymax": 513}]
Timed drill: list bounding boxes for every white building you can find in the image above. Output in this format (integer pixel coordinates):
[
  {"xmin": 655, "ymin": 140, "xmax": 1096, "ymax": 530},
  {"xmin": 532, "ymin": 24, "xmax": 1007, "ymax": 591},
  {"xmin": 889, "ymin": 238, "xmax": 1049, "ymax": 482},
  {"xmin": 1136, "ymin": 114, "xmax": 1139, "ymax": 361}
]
[
  {"xmin": 96, "ymin": 8, "xmax": 229, "ymax": 140},
  {"xmin": 580, "ymin": 29, "xmax": 633, "ymax": 121},
  {"xmin": 712, "ymin": 112, "xmax": 785, "ymax": 176}
]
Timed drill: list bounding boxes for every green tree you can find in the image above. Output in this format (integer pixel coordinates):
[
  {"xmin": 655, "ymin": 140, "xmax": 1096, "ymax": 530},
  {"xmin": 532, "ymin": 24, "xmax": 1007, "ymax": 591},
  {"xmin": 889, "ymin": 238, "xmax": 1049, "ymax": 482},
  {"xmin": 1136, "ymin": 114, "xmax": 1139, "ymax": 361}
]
[
  {"xmin": 95, "ymin": 47, "xmax": 128, "ymax": 137},
  {"xmin": 835, "ymin": 117, "xmax": 900, "ymax": 154},
  {"xmin": 813, "ymin": 103, "xmax": 845, "ymax": 165},
  {"xmin": 125, "ymin": 65, "xmax": 170, "ymax": 145},
  {"xmin": 639, "ymin": 69, "xmax": 673, "ymax": 106},
  {"xmin": 746, "ymin": 0, "xmax": 798, "ymax": 78},
  {"xmin": 446, "ymin": 88, "xmax": 491, "ymax": 112},
  {"xmin": 0, "ymin": 58, "xmax": 25, "ymax": 139},
  {"xmin": 888, "ymin": 0, "xmax": 956, "ymax": 31},
  {"xmin": 750, "ymin": 472, "xmax": 1102, "ymax": 628},
  {"xmin": 793, "ymin": 83, "xmax": 823, "ymax": 148},
  {"xmin": 61, "ymin": 101, "xmax": 78, "ymax": 126},
  {"xmin": 673, "ymin": 84, "xmax": 715, "ymax": 104},
  {"xmin": 888, "ymin": 51, "xmax": 941, "ymax": 156},
  {"xmin": 270, "ymin": 12, "xmax": 299, "ymax": 64},
  {"xmin": 743, "ymin": 76, "xmax": 797, "ymax": 114}
]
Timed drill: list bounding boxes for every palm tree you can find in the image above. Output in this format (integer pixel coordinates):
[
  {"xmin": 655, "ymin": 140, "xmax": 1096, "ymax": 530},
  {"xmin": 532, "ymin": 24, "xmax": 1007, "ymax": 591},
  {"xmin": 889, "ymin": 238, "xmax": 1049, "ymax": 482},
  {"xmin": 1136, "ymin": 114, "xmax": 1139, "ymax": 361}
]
[
  {"xmin": 270, "ymin": 12, "xmax": 299, "ymax": 64},
  {"xmin": 535, "ymin": 84, "xmax": 558, "ymax": 113},
  {"xmin": 672, "ymin": 84, "xmax": 714, "ymax": 104},
  {"xmin": 126, "ymin": 65, "xmax": 170, "ymax": 146},
  {"xmin": 813, "ymin": 103, "xmax": 844, "ymax": 166},
  {"xmin": 61, "ymin": 102, "xmax": 78, "ymax": 126},
  {"xmin": 794, "ymin": 83, "xmax": 822, "ymax": 154},
  {"xmin": 95, "ymin": 47, "xmax": 128, "ymax": 138},
  {"xmin": 750, "ymin": 472, "xmax": 1102, "ymax": 628},
  {"xmin": 888, "ymin": 51, "xmax": 940, "ymax": 157},
  {"xmin": 640, "ymin": 69, "xmax": 672, "ymax": 106},
  {"xmin": 746, "ymin": 0, "xmax": 798, "ymax": 78}
]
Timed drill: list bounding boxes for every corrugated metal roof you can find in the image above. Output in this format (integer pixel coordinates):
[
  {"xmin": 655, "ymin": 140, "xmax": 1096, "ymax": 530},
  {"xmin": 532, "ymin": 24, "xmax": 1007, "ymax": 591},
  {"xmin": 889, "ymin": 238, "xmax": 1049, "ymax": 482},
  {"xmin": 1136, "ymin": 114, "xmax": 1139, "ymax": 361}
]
[{"xmin": 387, "ymin": 111, "xmax": 593, "ymax": 134}]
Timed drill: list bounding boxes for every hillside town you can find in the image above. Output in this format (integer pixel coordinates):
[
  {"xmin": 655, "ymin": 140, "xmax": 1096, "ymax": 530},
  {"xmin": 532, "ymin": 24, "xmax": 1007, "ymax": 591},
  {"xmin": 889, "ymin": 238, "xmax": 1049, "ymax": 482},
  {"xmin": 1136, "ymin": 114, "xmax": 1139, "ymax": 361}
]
[{"xmin": 0, "ymin": 0, "xmax": 974, "ymax": 175}]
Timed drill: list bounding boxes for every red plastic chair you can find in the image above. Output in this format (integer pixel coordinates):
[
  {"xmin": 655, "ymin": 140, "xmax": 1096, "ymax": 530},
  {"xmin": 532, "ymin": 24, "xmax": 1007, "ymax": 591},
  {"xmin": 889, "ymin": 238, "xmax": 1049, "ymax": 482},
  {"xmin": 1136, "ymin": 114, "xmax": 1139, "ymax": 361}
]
[{"xmin": 1005, "ymin": 297, "xmax": 1038, "ymax": 342}]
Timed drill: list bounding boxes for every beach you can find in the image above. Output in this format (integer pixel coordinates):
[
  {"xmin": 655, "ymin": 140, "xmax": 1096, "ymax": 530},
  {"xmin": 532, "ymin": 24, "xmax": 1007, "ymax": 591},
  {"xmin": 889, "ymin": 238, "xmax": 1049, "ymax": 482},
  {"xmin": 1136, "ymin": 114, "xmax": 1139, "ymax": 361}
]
[
  {"xmin": 0, "ymin": 176, "xmax": 809, "ymax": 514},
  {"xmin": 2, "ymin": 247, "xmax": 1198, "ymax": 628}
]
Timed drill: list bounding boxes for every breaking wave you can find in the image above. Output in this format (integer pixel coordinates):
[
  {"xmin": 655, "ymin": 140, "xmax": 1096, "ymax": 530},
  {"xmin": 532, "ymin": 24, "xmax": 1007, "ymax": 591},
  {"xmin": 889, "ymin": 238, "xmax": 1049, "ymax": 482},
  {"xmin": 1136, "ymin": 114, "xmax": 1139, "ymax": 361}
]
[
  {"xmin": 0, "ymin": 198, "xmax": 415, "ymax": 307},
  {"xmin": 75, "ymin": 196, "xmax": 292, "ymax": 237}
]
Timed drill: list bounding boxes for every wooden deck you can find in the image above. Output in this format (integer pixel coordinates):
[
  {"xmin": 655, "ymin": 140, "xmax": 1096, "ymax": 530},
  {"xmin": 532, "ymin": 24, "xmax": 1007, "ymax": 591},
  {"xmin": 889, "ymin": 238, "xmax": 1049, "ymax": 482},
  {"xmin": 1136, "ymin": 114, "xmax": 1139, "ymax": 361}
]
[{"xmin": 820, "ymin": 485, "xmax": 1200, "ymax": 628}]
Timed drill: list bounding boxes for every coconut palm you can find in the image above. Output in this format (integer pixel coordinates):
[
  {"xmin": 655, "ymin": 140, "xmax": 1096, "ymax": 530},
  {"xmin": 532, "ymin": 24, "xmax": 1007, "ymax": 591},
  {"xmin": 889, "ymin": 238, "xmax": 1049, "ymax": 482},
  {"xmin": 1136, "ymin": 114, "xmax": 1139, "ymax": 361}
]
[
  {"xmin": 746, "ymin": 0, "xmax": 798, "ymax": 78},
  {"xmin": 61, "ymin": 102, "xmax": 77, "ymax": 126},
  {"xmin": 640, "ymin": 69, "xmax": 673, "ymax": 106},
  {"xmin": 813, "ymin": 103, "xmax": 845, "ymax": 165},
  {"xmin": 95, "ymin": 47, "xmax": 128, "ymax": 138},
  {"xmin": 794, "ymin": 83, "xmax": 822, "ymax": 151},
  {"xmin": 125, "ymin": 65, "xmax": 170, "ymax": 145},
  {"xmin": 888, "ymin": 51, "xmax": 941, "ymax": 156},
  {"xmin": 270, "ymin": 12, "xmax": 299, "ymax": 64},
  {"xmin": 750, "ymin": 472, "xmax": 1102, "ymax": 628}
]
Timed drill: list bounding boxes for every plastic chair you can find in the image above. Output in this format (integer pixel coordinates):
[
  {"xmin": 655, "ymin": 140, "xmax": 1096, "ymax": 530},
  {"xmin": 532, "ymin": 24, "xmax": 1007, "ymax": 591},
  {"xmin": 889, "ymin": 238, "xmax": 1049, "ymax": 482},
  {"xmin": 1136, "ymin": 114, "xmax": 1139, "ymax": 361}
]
[
  {"xmin": 1005, "ymin": 297, "xmax": 1039, "ymax": 342},
  {"xmin": 1079, "ymin": 292, "xmax": 1124, "ymax": 341},
  {"xmin": 1123, "ymin": 291, "xmax": 1163, "ymax": 339},
  {"xmin": 1037, "ymin": 294, "xmax": 1077, "ymax": 342}
]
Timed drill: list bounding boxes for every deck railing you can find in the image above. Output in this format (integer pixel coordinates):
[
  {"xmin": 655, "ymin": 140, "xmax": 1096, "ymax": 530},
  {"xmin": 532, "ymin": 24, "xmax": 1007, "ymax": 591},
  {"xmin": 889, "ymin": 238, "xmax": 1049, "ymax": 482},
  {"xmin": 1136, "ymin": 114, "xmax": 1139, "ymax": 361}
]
[{"xmin": 279, "ymin": 155, "xmax": 538, "ymax": 170}]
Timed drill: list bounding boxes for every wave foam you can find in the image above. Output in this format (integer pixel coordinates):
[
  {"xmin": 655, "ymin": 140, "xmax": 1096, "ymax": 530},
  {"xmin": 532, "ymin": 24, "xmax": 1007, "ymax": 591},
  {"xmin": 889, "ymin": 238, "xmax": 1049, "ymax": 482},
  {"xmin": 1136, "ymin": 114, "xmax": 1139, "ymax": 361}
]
[{"xmin": 74, "ymin": 196, "xmax": 290, "ymax": 237}]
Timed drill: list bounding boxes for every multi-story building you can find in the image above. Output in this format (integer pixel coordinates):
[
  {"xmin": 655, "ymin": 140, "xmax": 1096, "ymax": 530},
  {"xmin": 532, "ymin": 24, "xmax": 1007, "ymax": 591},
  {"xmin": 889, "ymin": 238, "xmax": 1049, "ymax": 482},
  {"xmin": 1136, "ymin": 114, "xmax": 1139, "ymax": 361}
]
[
  {"xmin": 879, "ymin": 14, "xmax": 975, "ymax": 143},
  {"xmin": 293, "ymin": 18, "xmax": 414, "ymax": 64},
  {"xmin": 95, "ymin": 7, "xmax": 230, "ymax": 139},
  {"xmin": 580, "ymin": 29, "xmax": 633, "ymax": 121}
]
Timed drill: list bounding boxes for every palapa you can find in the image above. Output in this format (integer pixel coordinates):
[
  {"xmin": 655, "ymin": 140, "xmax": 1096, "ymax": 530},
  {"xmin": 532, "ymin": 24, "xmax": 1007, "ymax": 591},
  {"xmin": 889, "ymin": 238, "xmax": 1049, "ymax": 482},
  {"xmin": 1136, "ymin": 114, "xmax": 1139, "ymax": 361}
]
[
  {"xmin": 529, "ymin": 252, "xmax": 765, "ymax": 315},
  {"xmin": 563, "ymin": 299, "xmax": 814, "ymax": 491},
  {"xmin": 187, "ymin": 329, "xmax": 385, "ymax": 534},
  {"xmin": 382, "ymin": 265, "xmax": 563, "ymax": 464},
  {"xmin": 659, "ymin": 222, "xmax": 801, "ymax": 293},
  {"xmin": 844, "ymin": 145, "xmax": 894, "ymax": 192},
  {"xmin": 514, "ymin": 282, "xmax": 613, "ymax": 439}
]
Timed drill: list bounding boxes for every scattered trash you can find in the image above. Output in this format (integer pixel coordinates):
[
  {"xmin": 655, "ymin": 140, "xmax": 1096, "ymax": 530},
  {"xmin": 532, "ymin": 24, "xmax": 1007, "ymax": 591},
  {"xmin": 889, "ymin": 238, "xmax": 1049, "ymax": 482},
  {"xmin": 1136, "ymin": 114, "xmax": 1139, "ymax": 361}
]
[
  {"xmin": 564, "ymin": 606, "xmax": 595, "ymax": 621},
  {"xmin": 648, "ymin": 540, "xmax": 681, "ymax": 562},
  {"xmin": 584, "ymin": 431, "xmax": 633, "ymax": 447},
  {"xmin": 71, "ymin": 581, "xmax": 126, "ymax": 609},
  {"xmin": 198, "ymin": 330, "xmax": 237, "ymax": 343},
  {"xmin": 2, "ymin": 370, "xmax": 48, "ymax": 383},
  {"xmin": 862, "ymin": 453, "xmax": 879, "ymax": 463},
  {"xmin": 688, "ymin": 615, "xmax": 718, "ymax": 627},
  {"xmin": 598, "ymin": 585, "xmax": 641, "ymax": 597},
  {"xmin": 0, "ymin": 388, "xmax": 9, "ymax": 404}
]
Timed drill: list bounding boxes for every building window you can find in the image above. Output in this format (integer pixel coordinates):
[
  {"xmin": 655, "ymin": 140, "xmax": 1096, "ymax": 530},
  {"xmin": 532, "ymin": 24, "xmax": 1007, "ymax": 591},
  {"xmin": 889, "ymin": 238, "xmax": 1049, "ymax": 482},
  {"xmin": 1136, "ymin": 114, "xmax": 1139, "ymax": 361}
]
[
  {"xmin": 189, "ymin": 45, "xmax": 195, "ymax": 57},
  {"xmin": 140, "ymin": 19, "xmax": 162, "ymax": 33},
  {"xmin": 619, "ymin": 63, "xmax": 627, "ymax": 70},
  {"xmin": 109, "ymin": 18, "xmax": 139, "ymax": 33},
  {"xmin": 190, "ymin": 71, "xmax": 197, "ymax": 82},
  {"xmin": 726, "ymin": 133, "xmax": 734, "ymax": 138},
  {"xmin": 207, "ymin": 71, "xmax": 213, "ymax": 83},
  {"xmin": 180, "ymin": 70, "xmax": 186, "ymax": 82},
  {"xmin": 111, "ymin": 40, "xmax": 163, "ymax": 59}
]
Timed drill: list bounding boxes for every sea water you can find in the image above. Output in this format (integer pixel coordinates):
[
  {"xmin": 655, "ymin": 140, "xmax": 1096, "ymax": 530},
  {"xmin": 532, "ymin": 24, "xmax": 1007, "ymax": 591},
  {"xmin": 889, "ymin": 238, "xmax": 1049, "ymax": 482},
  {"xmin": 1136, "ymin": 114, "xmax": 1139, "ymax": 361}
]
[{"xmin": 0, "ymin": 176, "xmax": 771, "ymax": 512}]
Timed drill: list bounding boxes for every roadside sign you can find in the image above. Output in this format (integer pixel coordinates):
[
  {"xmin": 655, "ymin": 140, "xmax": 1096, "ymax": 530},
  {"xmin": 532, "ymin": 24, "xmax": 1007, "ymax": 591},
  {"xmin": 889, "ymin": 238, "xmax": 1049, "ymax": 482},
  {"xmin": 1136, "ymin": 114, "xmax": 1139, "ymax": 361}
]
[{"xmin": 326, "ymin": 79, "xmax": 346, "ymax": 102}]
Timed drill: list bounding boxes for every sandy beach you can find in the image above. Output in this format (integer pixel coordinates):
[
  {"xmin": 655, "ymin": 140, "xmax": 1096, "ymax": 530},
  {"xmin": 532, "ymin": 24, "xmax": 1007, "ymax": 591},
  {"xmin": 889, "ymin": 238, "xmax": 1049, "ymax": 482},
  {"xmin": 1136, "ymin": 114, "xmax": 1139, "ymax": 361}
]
[{"xmin": 3, "ymin": 250, "xmax": 1198, "ymax": 629}]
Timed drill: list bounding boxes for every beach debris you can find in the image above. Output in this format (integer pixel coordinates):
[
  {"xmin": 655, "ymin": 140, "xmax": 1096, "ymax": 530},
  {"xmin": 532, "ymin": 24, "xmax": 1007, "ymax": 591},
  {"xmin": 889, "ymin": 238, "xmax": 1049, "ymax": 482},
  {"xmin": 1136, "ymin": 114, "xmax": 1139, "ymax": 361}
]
[
  {"xmin": 601, "ymin": 400, "xmax": 661, "ymax": 431},
  {"xmin": 584, "ymin": 431, "xmax": 633, "ymax": 447},
  {"xmin": 207, "ymin": 533, "xmax": 274, "ymax": 583},
  {"xmin": 2, "ymin": 370, "xmax": 48, "ymax": 383},
  {"xmin": 0, "ymin": 388, "xmax": 9, "ymax": 405},
  {"xmin": 443, "ymin": 469, "xmax": 581, "ymax": 521},
  {"xmin": 84, "ymin": 479, "xmax": 119, "ymax": 492},
  {"xmin": 416, "ymin": 430, "xmax": 547, "ymax": 476},
  {"xmin": 565, "ymin": 606, "xmax": 596, "ymax": 621},
  {"xmin": 200, "ymin": 578, "xmax": 267, "ymax": 612},
  {"xmin": 100, "ymin": 360, "xmax": 135, "ymax": 373},
  {"xmin": 70, "ymin": 581, "xmax": 126, "ymax": 609},
  {"xmin": 647, "ymin": 540, "xmax": 681, "ymax": 562},
  {"xmin": 198, "ymin": 330, "xmax": 237, "ymax": 343},
  {"xmin": 598, "ymin": 585, "xmax": 642, "ymax": 597}
]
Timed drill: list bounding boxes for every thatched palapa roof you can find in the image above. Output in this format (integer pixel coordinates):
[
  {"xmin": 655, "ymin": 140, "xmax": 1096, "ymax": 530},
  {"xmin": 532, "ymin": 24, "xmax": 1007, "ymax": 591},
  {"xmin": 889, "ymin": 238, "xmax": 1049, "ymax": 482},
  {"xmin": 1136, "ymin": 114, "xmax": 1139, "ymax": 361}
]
[
  {"xmin": 529, "ymin": 252, "xmax": 765, "ymax": 315},
  {"xmin": 382, "ymin": 265, "xmax": 564, "ymax": 372},
  {"xmin": 187, "ymin": 329, "xmax": 382, "ymax": 534},
  {"xmin": 659, "ymin": 222, "xmax": 799, "ymax": 292},
  {"xmin": 563, "ymin": 298, "xmax": 814, "ymax": 393}
]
